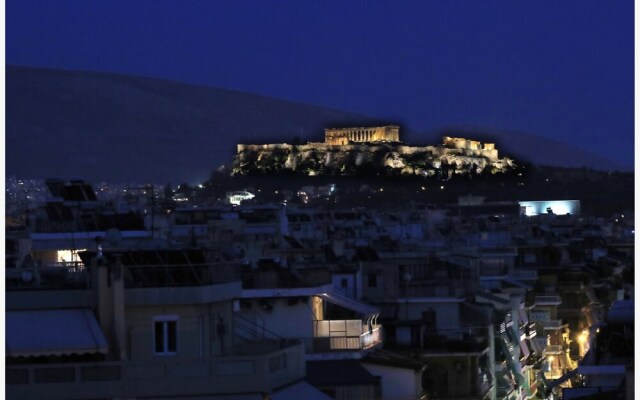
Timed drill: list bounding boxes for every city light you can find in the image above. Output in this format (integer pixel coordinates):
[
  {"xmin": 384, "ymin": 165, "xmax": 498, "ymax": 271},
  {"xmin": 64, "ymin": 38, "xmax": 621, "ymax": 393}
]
[
  {"xmin": 519, "ymin": 200, "xmax": 580, "ymax": 216},
  {"xmin": 577, "ymin": 332, "xmax": 588, "ymax": 344}
]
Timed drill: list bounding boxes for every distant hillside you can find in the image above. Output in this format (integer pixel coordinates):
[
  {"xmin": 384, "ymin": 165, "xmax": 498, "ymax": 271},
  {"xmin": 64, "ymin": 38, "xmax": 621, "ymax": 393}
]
[
  {"xmin": 6, "ymin": 66, "xmax": 625, "ymax": 184},
  {"xmin": 6, "ymin": 66, "xmax": 384, "ymax": 183}
]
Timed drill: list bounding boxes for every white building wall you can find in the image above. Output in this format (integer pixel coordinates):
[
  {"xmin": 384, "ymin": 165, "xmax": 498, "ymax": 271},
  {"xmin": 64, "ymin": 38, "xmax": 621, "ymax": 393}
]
[
  {"xmin": 235, "ymin": 298, "xmax": 318, "ymax": 341},
  {"xmin": 332, "ymin": 273, "xmax": 358, "ymax": 299},
  {"xmin": 406, "ymin": 302, "xmax": 461, "ymax": 337},
  {"xmin": 127, "ymin": 302, "xmax": 231, "ymax": 362},
  {"xmin": 361, "ymin": 363, "xmax": 422, "ymax": 400}
]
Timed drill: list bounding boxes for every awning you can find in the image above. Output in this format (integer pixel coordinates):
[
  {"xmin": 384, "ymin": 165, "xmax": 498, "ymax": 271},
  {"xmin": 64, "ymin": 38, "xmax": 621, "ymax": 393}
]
[
  {"xmin": 317, "ymin": 291, "xmax": 379, "ymax": 317},
  {"xmin": 271, "ymin": 380, "xmax": 334, "ymax": 400},
  {"xmin": 7, "ymin": 309, "xmax": 108, "ymax": 357}
]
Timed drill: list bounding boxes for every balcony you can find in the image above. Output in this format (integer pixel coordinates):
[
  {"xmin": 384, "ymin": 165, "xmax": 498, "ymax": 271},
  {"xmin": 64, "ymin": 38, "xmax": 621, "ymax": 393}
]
[
  {"xmin": 124, "ymin": 262, "xmax": 240, "ymax": 288},
  {"xmin": 543, "ymin": 345, "xmax": 564, "ymax": 356},
  {"xmin": 557, "ymin": 281, "xmax": 584, "ymax": 291},
  {"xmin": 242, "ymin": 268, "xmax": 331, "ymax": 290},
  {"xmin": 6, "ymin": 262, "xmax": 89, "ymax": 291},
  {"xmin": 7, "ymin": 261, "xmax": 242, "ymax": 292},
  {"xmin": 535, "ymin": 295, "xmax": 562, "ymax": 306},
  {"xmin": 6, "ymin": 340, "xmax": 305, "ymax": 400},
  {"xmin": 420, "ymin": 327, "xmax": 489, "ymax": 354},
  {"xmin": 309, "ymin": 319, "xmax": 382, "ymax": 356},
  {"xmin": 398, "ymin": 283, "xmax": 466, "ymax": 299},
  {"xmin": 7, "ymin": 262, "xmax": 243, "ymax": 310},
  {"xmin": 542, "ymin": 319, "xmax": 564, "ymax": 330},
  {"xmin": 511, "ymin": 269, "xmax": 538, "ymax": 281}
]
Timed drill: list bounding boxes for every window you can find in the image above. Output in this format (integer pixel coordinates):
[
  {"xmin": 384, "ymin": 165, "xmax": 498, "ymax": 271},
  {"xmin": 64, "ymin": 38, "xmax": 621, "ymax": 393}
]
[
  {"xmin": 341, "ymin": 278, "xmax": 348, "ymax": 288},
  {"xmin": 154, "ymin": 316, "xmax": 178, "ymax": 355},
  {"xmin": 368, "ymin": 274, "xmax": 378, "ymax": 288}
]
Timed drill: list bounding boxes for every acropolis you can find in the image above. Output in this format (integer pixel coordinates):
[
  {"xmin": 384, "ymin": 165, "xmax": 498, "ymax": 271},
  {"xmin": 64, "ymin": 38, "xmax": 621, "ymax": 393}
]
[{"xmin": 234, "ymin": 125, "xmax": 511, "ymax": 176}]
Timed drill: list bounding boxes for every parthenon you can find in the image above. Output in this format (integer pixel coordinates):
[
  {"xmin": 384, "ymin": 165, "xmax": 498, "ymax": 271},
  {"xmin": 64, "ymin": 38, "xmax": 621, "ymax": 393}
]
[{"xmin": 325, "ymin": 125, "xmax": 400, "ymax": 145}]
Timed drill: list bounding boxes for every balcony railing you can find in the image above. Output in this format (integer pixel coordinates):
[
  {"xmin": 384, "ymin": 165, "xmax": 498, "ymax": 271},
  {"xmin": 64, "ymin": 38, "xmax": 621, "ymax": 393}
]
[
  {"xmin": 543, "ymin": 345, "xmax": 564, "ymax": 355},
  {"xmin": 398, "ymin": 284, "xmax": 466, "ymax": 298},
  {"xmin": 511, "ymin": 270, "xmax": 538, "ymax": 281},
  {"xmin": 558, "ymin": 281, "xmax": 584, "ymax": 291},
  {"xmin": 7, "ymin": 262, "xmax": 241, "ymax": 291},
  {"xmin": 6, "ymin": 262, "xmax": 89, "ymax": 291},
  {"xmin": 535, "ymin": 295, "xmax": 562, "ymax": 306},
  {"xmin": 310, "ymin": 320, "xmax": 382, "ymax": 353},
  {"xmin": 241, "ymin": 269, "xmax": 331, "ymax": 289},
  {"xmin": 420, "ymin": 327, "xmax": 489, "ymax": 353},
  {"xmin": 6, "ymin": 340, "xmax": 304, "ymax": 400},
  {"xmin": 125, "ymin": 263, "xmax": 240, "ymax": 288},
  {"xmin": 542, "ymin": 320, "xmax": 564, "ymax": 330}
]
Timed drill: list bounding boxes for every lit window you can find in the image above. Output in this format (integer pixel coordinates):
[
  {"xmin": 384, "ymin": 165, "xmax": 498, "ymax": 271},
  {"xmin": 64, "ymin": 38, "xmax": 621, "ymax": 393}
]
[{"xmin": 154, "ymin": 316, "xmax": 178, "ymax": 355}]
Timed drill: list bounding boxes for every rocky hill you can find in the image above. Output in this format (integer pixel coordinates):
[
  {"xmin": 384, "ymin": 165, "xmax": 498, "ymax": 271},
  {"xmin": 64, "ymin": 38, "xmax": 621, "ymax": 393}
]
[{"xmin": 232, "ymin": 141, "xmax": 515, "ymax": 178}]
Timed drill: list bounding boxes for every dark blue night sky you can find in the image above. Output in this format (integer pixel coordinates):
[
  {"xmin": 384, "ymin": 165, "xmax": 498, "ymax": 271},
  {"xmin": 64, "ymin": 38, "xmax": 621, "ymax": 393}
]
[{"xmin": 6, "ymin": 0, "xmax": 634, "ymax": 168}]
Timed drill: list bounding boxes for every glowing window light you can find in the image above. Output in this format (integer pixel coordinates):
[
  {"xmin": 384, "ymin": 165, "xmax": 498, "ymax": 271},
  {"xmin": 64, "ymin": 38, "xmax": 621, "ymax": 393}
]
[{"xmin": 57, "ymin": 249, "xmax": 87, "ymax": 263}]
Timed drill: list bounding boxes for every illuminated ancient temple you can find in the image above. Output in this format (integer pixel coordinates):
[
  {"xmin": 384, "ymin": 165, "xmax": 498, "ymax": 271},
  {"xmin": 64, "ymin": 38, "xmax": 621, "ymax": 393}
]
[{"xmin": 324, "ymin": 125, "xmax": 400, "ymax": 145}]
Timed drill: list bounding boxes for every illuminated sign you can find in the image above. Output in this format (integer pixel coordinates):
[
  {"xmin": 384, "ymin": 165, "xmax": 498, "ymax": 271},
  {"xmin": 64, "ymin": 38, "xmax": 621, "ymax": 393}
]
[
  {"xmin": 519, "ymin": 200, "xmax": 580, "ymax": 216},
  {"xmin": 227, "ymin": 191, "xmax": 255, "ymax": 206}
]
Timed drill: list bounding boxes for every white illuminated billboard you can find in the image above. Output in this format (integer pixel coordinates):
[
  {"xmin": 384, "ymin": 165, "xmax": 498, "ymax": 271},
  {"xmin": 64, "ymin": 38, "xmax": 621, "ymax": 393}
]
[{"xmin": 519, "ymin": 200, "xmax": 580, "ymax": 216}]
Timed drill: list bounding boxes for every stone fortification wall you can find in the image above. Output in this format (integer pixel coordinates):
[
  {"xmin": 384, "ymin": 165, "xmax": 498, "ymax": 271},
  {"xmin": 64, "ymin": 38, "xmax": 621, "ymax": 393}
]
[
  {"xmin": 442, "ymin": 136, "xmax": 498, "ymax": 160},
  {"xmin": 233, "ymin": 139, "xmax": 512, "ymax": 177}
]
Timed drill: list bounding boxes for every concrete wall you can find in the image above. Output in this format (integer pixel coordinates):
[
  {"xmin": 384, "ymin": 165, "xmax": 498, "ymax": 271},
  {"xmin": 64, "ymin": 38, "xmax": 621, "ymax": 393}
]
[
  {"xmin": 332, "ymin": 273, "xmax": 360, "ymax": 300},
  {"xmin": 405, "ymin": 302, "xmax": 462, "ymax": 336},
  {"xmin": 127, "ymin": 301, "xmax": 232, "ymax": 361},
  {"xmin": 234, "ymin": 297, "xmax": 320, "ymax": 342},
  {"xmin": 361, "ymin": 363, "xmax": 422, "ymax": 400},
  {"xmin": 7, "ymin": 290, "xmax": 95, "ymax": 311},
  {"xmin": 420, "ymin": 354, "xmax": 482, "ymax": 399},
  {"xmin": 7, "ymin": 341, "xmax": 306, "ymax": 400}
]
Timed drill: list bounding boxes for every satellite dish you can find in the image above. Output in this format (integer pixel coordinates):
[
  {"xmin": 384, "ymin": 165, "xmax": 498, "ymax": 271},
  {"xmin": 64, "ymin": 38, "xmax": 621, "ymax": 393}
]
[{"xmin": 105, "ymin": 228, "xmax": 123, "ymax": 248}]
